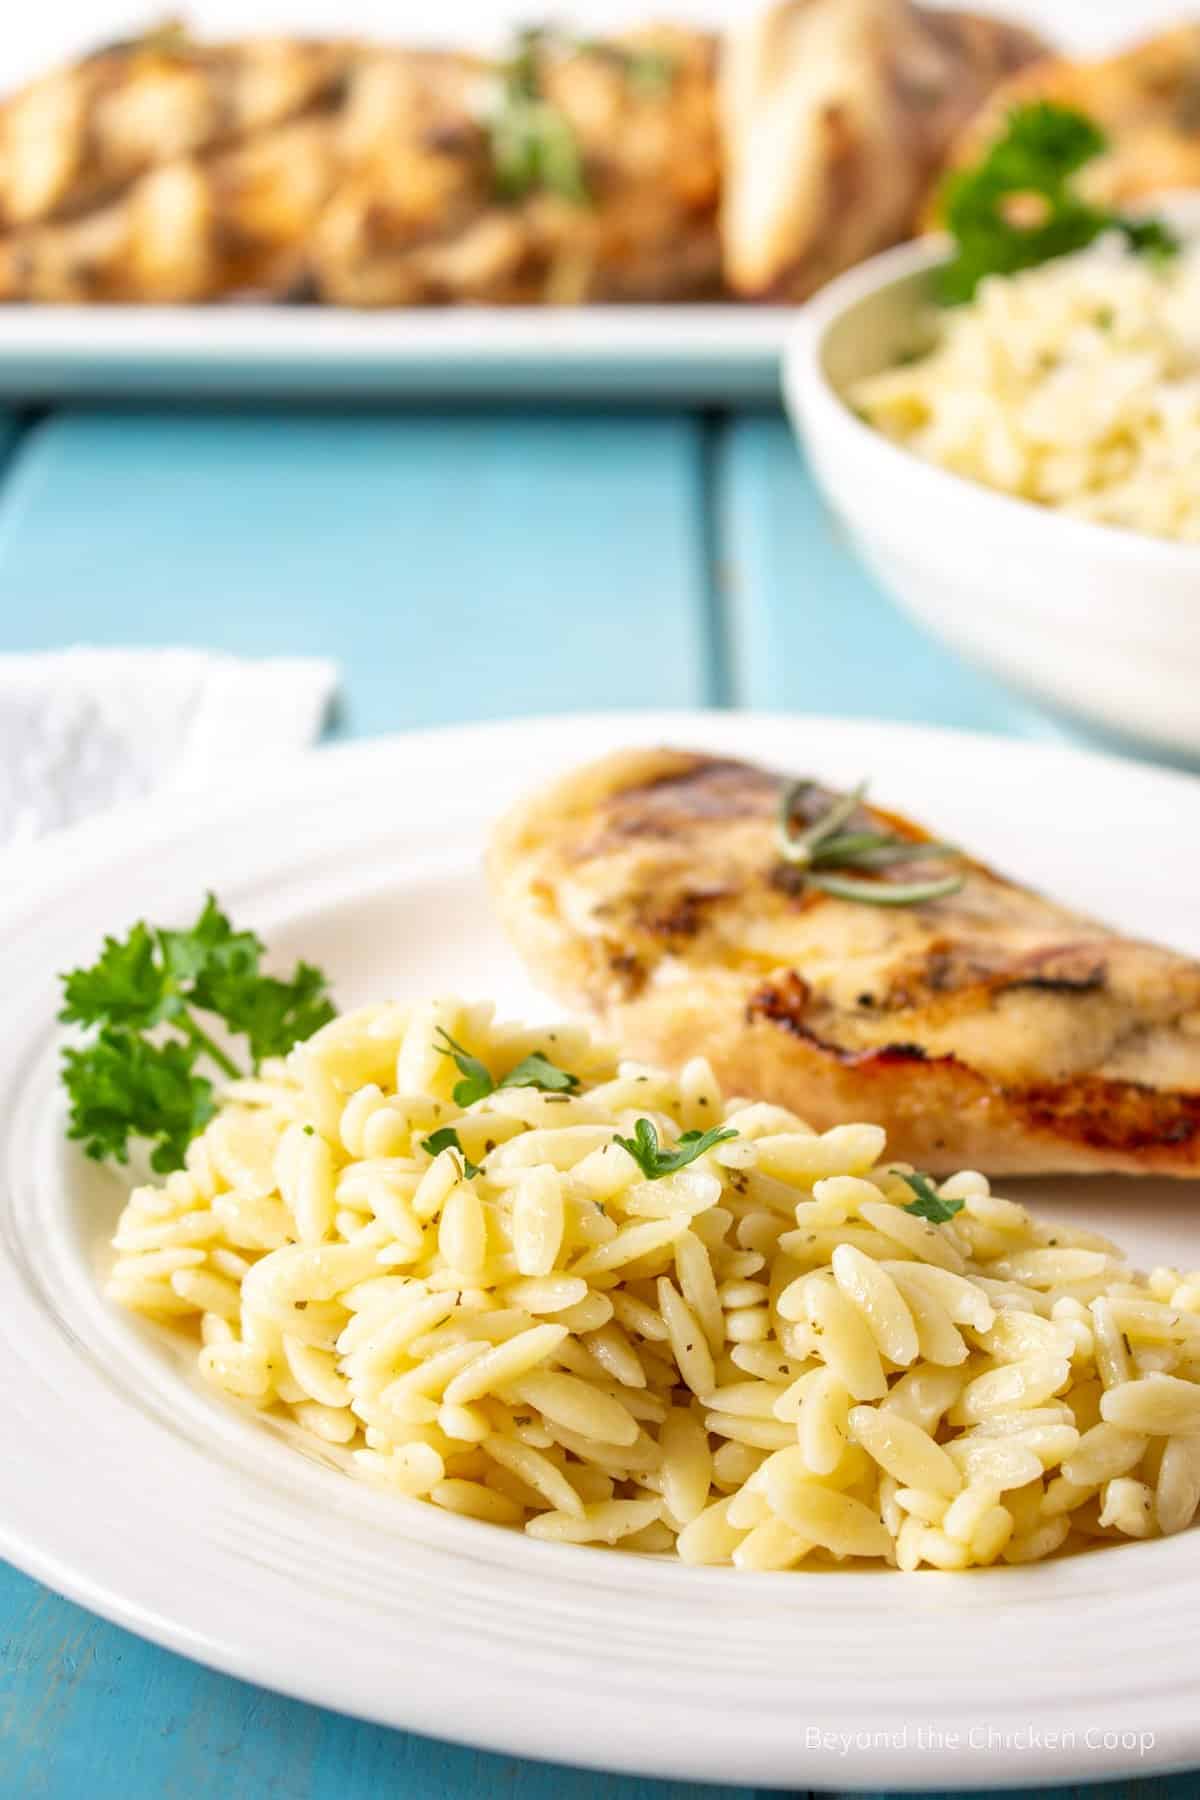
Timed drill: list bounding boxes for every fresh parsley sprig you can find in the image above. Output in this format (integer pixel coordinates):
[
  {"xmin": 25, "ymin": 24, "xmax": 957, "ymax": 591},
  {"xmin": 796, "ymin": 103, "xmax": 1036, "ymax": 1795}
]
[
  {"xmin": 434, "ymin": 1028, "xmax": 580, "ymax": 1108},
  {"xmin": 900, "ymin": 1172, "xmax": 965, "ymax": 1224},
  {"xmin": 613, "ymin": 1117, "xmax": 737, "ymax": 1181},
  {"xmin": 59, "ymin": 894, "xmax": 335, "ymax": 1173},
  {"xmin": 777, "ymin": 779, "xmax": 963, "ymax": 908},
  {"xmin": 936, "ymin": 102, "xmax": 1180, "ymax": 305}
]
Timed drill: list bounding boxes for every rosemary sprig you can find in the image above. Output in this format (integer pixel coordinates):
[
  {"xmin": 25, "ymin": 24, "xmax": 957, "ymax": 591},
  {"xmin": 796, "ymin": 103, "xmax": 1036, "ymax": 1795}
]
[
  {"xmin": 806, "ymin": 871, "xmax": 963, "ymax": 906},
  {"xmin": 776, "ymin": 780, "xmax": 964, "ymax": 908},
  {"xmin": 777, "ymin": 779, "xmax": 868, "ymax": 863},
  {"xmin": 814, "ymin": 836, "xmax": 961, "ymax": 869}
]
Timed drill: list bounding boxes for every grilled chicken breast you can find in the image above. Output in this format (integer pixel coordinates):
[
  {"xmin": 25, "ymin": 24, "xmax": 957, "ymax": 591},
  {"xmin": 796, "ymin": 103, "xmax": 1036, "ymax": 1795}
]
[
  {"xmin": 0, "ymin": 26, "xmax": 350, "ymax": 233},
  {"xmin": 720, "ymin": 0, "xmax": 1047, "ymax": 299},
  {"xmin": 489, "ymin": 748, "xmax": 1200, "ymax": 1177},
  {"xmin": 0, "ymin": 7, "xmax": 1045, "ymax": 310},
  {"xmin": 925, "ymin": 25, "xmax": 1200, "ymax": 224},
  {"xmin": 0, "ymin": 114, "xmax": 340, "ymax": 303},
  {"xmin": 309, "ymin": 30, "xmax": 722, "ymax": 307}
]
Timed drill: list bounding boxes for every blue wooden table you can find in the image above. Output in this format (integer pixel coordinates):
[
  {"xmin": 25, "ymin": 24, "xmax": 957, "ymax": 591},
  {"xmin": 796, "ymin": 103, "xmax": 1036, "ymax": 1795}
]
[{"xmin": 0, "ymin": 399, "xmax": 1188, "ymax": 1800}]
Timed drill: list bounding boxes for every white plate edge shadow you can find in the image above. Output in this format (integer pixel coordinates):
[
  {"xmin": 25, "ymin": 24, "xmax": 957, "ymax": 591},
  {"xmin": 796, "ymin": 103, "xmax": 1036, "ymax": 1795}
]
[{"xmin": 3, "ymin": 708, "xmax": 1200, "ymax": 1791}]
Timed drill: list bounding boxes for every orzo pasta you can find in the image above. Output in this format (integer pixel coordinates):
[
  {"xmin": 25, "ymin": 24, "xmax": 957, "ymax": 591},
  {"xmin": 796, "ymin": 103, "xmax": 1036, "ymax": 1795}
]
[
  {"xmin": 853, "ymin": 237, "xmax": 1200, "ymax": 543},
  {"xmin": 109, "ymin": 998, "xmax": 1200, "ymax": 1569}
]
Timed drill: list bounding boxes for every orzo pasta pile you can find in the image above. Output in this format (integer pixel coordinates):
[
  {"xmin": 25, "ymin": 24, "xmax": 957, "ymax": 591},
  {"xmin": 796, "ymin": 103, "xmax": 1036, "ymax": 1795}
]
[
  {"xmin": 853, "ymin": 237, "xmax": 1200, "ymax": 543},
  {"xmin": 109, "ymin": 999, "xmax": 1200, "ymax": 1569}
]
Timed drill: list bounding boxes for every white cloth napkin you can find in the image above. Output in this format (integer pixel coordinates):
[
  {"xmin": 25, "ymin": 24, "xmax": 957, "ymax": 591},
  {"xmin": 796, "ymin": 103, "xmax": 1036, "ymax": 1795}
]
[{"xmin": 0, "ymin": 648, "xmax": 337, "ymax": 851}]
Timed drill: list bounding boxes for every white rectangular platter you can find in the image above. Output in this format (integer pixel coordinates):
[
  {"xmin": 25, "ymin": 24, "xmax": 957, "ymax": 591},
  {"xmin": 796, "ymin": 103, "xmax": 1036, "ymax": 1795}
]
[{"xmin": 0, "ymin": 0, "xmax": 1163, "ymax": 400}]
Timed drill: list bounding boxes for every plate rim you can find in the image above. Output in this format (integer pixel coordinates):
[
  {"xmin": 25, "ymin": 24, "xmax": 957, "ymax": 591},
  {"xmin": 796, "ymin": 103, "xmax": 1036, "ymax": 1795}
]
[{"xmin": 12, "ymin": 704, "xmax": 1200, "ymax": 915}]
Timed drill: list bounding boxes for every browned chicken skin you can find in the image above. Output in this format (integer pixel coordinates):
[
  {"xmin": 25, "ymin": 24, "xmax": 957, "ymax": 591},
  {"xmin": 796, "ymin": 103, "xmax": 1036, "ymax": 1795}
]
[
  {"xmin": 0, "ymin": 8, "xmax": 1052, "ymax": 307},
  {"xmin": 720, "ymin": 0, "xmax": 1048, "ymax": 299},
  {"xmin": 0, "ymin": 27, "xmax": 350, "ymax": 232},
  {"xmin": 0, "ymin": 114, "xmax": 342, "ymax": 303},
  {"xmin": 310, "ymin": 30, "xmax": 723, "ymax": 307},
  {"xmin": 489, "ymin": 749, "xmax": 1200, "ymax": 1177}
]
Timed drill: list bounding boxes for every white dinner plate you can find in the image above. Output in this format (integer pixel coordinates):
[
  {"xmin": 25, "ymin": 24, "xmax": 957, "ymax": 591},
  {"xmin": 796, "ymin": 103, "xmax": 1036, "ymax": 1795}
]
[{"xmin": 3, "ymin": 709, "xmax": 1200, "ymax": 1790}]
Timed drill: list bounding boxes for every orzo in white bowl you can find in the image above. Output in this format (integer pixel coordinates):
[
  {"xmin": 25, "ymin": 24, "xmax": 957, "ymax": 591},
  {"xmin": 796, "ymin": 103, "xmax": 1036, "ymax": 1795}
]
[
  {"xmin": 785, "ymin": 203, "xmax": 1200, "ymax": 758},
  {"xmin": 852, "ymin": 236, "xmax": 1200, "ymax": 544}
]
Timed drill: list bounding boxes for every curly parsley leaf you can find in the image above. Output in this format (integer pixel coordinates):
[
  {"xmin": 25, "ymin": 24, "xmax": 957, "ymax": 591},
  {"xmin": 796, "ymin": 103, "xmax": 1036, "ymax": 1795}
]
[
  {"xmin": 158, "ymin": 891, "xmax": 260, "ymax": 988},
  {"xmin": 62, "ymin": 1028, "xmax": 217, "ymax": 1173},
  {"xmin": 420, "ymin": 1126, "xmax": 482, "ymax": 1179},
  {"xmin": 435, "ymin": 1031, "xmax": 580, "ymax": 1105},
  {"xmin": 613, "ymin": 1117, "xmax": 738, "ymax": 1181},
  {"xmin": 58, "ymin": 894, "xmax": 335, "ymax": 1172},
  {"xmin": 936, "ymin": 102, "xmax": 1179, "ymax": 304},
  {"xmin": 193, "ymin": 959, "xmax": 335, "ymax": 1066},
  {"xmin": 434, "ymin": 1029, "xmax": 498, "ymax": 1107},
  {"xmin": 59, "ymin": 920, "xmax": 175, "ymax": 1030},
  {"xmin": 900, "ymin": 1172, "xmax": 965, "ymax": 1223}
]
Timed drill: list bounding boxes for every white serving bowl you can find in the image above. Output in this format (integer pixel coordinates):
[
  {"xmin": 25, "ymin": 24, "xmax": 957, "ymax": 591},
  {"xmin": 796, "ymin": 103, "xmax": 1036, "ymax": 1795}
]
[{"xmin": 783, "ymin": 210, "xmax": 1200, "ymax": 760}]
